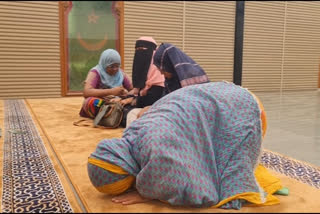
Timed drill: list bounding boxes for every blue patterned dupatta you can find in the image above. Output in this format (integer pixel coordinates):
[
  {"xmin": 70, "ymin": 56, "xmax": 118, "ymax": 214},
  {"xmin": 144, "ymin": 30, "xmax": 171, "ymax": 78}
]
[{"xmin": 88, "ymin": 82, "xmax": 281, "ymax": 209}]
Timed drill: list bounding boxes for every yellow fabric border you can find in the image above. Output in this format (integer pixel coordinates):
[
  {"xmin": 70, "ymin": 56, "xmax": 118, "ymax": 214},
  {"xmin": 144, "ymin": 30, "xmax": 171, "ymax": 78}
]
[
  {"xmin": 255, "ymin": 165, "xmax": 282, "ymax": 195},
  {"xmin": 88, "ymin": 157, "xmax": 128, "ymax": 175},
  {"xmin": 212, "ymin": 164, "xmax": 282, "ymax": 208},
  {"xmin": 88, "ymin": 157, "xmax": 135, "ymax": 195},
  {"xmin": 96, "ymin": 175, "xmax": 135, "ymax": 195},
  {"xmin": 212, "ymin": 191, "xmax": 280, "ymax": 208}
]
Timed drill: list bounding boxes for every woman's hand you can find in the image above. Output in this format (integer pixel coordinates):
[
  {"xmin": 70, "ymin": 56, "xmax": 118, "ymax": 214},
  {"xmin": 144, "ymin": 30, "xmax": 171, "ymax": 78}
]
[
  {"xmin": 121, "ymin": 89, "xmax": 129, "ymax": 96},
  {"xmin": 128, "ymin": 88, "xmax": 139, "ymax": 96},
  {"xmin": 111, "ymin": 190, "xmax": 151, "ymax": 205},
  {"xmin": 120, "ymin": 97, "xmax": 134, "ymax": 106},
  {"xmin": 130, "ymin": 97, "xmax": 137, "ymax": 106},
  {"xmin": 113, "ymin": 87, "xmax": 128, "ymax": 96},
  {"xmin": 109, "ymin": 97, "xmax": 122, "ymax": 103}
]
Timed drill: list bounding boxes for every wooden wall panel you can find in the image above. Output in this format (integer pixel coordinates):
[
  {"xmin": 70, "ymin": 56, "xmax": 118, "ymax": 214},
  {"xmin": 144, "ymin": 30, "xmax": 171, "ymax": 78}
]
[{"xmin": 0, "ymin": 1, "xmax": 61, "ymax": 98}]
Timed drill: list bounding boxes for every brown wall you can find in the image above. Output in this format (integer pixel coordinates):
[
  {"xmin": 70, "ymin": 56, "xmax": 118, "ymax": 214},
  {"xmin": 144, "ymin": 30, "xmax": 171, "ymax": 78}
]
[
  {"xmin": 0, "ymin": 1, "xmax": 61, "ymax": 98},
  {"xmin": 0, "ymin": 1, "xmax": 320, "ymax": 98}
]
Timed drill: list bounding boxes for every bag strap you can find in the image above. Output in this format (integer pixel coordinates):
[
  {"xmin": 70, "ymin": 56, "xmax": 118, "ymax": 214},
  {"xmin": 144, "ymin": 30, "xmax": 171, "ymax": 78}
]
[{"xmin": 73, "ymin": 119, "xmax": 92, "ymax": 127}]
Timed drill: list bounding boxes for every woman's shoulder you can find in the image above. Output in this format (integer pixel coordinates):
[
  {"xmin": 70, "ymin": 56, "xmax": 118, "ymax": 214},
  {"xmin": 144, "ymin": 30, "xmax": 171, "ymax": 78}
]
[
  {"xmin": 85, "ymin": 68, "xmax": 101, "ymax": 87},
  {"xmin": 120, "ymin": 69, "xmax": 130, "ymax": 80},
  {"xmin": 89, "ymin": 68, "xmax": 99, "ymax": 75},
  {"xmin": 87, "ymin": 68, "xmax": 100, "ymax": 80}
]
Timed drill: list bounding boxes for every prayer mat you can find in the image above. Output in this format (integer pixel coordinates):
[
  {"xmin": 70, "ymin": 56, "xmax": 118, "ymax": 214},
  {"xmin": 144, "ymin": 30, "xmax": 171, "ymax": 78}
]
[
  {"xmin": 20, "ymin": 97, "xmax": 320, "ymax": 212},
  {"xmin": 261, "ymin": 149, "xmax": 320, "ymax": 189},
  {"xmin": 1, "ymin": 100, "xmax": 73, "ymax": 213}
]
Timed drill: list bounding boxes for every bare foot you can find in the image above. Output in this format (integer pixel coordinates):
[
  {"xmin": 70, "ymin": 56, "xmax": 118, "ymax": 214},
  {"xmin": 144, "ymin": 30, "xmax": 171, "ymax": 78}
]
[{"xmin": 111, "ymin": 190, "xmax": 151, "ymax": 205}]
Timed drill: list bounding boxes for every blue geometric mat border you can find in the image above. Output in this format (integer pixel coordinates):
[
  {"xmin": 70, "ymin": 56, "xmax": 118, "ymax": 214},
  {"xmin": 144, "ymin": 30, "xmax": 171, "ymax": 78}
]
[
  {"xmin": 261, "ymin": 150, "xmax": 320, "ymax": 189},
  {"xmin": 2, "ymin": 100, "xmax": 73, "ymax": 213}
]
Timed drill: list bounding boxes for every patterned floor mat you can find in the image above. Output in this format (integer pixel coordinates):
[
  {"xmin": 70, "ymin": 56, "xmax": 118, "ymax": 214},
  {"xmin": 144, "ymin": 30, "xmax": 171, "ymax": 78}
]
[
  {"xmin": 261, "ymin": 150, "xmax": 320, "ymax": 189},
  {"xmin": 2, "ymin": 100, "xmax": 73, "ymax": 213}
]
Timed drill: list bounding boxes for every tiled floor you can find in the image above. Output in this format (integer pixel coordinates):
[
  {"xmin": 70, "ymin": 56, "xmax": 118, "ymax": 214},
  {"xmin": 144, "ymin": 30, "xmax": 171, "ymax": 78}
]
[{"xmin": 255, "ymin": 89, "xmax": 320, "ymax": 167}]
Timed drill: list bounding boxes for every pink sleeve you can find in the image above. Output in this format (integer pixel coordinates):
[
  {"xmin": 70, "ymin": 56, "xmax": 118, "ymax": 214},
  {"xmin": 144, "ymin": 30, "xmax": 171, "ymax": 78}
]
[
  {"xmin": 122, "ymin": 71, "xmax": 132, "ymax": 90},
  {"xmin": 85, "ymin": 69, "xmax": 101, "ymax": 89}
]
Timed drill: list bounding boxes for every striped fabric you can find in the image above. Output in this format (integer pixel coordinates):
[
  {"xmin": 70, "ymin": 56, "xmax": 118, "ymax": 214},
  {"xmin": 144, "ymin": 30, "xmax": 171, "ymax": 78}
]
[{"xmin": 80, "ymin": 97, "xmax": 105, "ymax": 118}]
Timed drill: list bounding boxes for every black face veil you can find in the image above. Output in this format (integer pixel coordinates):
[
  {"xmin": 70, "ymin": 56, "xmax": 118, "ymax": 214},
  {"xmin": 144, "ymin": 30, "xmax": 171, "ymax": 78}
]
[{"xmin": 132, "ymin": 40, "xmax": 157, "ymax": 89}]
